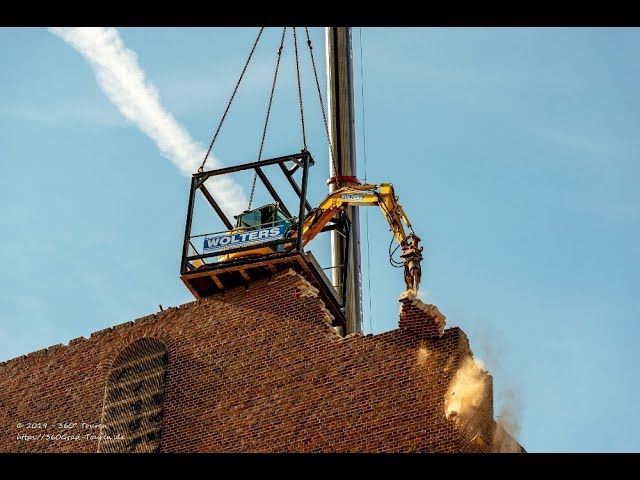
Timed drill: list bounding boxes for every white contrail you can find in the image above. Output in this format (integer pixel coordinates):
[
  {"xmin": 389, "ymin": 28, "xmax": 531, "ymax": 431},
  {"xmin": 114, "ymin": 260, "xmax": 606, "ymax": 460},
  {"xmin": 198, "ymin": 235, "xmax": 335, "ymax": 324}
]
[{"xmin": 48, "ymin": 27, "xmax": 247, "ymax": 216}]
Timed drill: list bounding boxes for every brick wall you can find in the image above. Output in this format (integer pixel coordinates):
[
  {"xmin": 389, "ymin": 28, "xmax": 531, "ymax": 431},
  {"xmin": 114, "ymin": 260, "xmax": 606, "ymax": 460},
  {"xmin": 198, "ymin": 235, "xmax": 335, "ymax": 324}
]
[{"xmin": 0, "ymin": 269, "xmax": 518, "ymax": 452}]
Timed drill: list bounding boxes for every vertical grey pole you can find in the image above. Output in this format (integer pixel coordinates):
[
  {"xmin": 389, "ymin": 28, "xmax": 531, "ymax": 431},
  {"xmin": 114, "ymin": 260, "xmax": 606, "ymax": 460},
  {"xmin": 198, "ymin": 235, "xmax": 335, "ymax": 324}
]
[{"xmin": 326, "ymin": 27, "xmax": 363, "ymax": 334}]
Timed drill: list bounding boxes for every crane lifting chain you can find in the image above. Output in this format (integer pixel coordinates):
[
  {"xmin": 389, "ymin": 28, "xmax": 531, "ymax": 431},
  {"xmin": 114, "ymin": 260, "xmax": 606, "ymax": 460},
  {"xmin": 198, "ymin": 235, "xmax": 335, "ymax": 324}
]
[
  {"xmin": 248, "ymin": 27, "xmax": 287, "ymax": 210},
  {"xmin": 197, "ymin": 27, "xmax": 340, "ymax": 193},
  {"xmin": 198, "ymin": 28, "xmax": 264, "ymax": 173}
]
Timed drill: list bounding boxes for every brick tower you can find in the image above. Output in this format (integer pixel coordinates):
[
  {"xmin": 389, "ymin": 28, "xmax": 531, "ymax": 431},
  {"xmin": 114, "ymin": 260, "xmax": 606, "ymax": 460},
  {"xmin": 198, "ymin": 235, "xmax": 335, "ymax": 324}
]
[{"xmin": 0, "ymin": 270, "xmax": 523, "ymax": 452}]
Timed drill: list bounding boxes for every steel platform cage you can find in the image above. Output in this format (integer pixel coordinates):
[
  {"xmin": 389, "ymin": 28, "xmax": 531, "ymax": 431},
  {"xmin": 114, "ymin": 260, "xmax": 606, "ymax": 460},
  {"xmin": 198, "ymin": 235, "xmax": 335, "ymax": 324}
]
[{"xmin": 179, "ymin": 150, "xmax": 347, "ymax": 330}]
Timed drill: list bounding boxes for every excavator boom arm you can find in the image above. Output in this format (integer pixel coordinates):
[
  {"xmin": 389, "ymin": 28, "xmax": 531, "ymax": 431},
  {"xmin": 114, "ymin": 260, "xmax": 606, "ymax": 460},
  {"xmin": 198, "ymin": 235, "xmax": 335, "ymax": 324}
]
[{"xmin": 298, "ymin": 183, "xmax": 423, "ymax": 291}]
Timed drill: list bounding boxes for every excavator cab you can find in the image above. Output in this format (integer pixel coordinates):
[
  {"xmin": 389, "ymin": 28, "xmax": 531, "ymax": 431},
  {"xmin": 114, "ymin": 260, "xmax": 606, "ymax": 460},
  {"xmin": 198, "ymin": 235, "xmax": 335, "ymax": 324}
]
[{"xmin": 235, "ymin": 203, "xmax": 290, "ymax": 229}]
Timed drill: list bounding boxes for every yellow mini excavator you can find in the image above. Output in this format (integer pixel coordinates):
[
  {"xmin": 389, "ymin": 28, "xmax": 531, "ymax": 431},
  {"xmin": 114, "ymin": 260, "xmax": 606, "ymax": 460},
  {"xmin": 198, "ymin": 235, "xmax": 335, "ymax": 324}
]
[
  {"xmin": 179, "ymin": 149, "xmax": 424, "ymax": 333},
  {"xmin": 201, "ymin": 182, "xmax": 423, "ymax": 293}
]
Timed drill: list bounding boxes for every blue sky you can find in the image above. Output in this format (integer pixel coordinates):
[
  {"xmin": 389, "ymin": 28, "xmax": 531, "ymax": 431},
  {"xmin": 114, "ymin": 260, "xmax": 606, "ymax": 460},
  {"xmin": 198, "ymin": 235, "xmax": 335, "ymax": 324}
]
[{"xmin": 1, "ymin": 27, "xmax": 639, "ymax": 453}]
